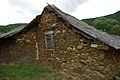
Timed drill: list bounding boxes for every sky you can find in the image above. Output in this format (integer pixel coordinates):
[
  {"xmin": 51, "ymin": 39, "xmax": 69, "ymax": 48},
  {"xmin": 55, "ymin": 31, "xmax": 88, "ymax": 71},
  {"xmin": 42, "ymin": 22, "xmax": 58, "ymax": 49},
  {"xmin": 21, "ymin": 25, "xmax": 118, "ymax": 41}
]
[{"xmin": 0, "ymin": 0, "xmax": 120, "ymax": 25}]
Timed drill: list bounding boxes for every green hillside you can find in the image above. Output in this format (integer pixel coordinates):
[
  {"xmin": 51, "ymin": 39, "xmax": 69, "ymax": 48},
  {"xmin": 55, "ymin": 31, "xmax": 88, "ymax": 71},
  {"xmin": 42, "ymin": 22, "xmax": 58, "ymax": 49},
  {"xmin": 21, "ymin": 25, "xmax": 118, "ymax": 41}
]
[
  {"xmin": 82, "ymin": 10, "xmax": 120, "ymax": 36},
  {"xmin": 82, "ymin": 10, "xmax": 120, "ymax": 25},
  {"xmin": 0, "ymin": 23, "xmax": 27, "ymax": 33}
]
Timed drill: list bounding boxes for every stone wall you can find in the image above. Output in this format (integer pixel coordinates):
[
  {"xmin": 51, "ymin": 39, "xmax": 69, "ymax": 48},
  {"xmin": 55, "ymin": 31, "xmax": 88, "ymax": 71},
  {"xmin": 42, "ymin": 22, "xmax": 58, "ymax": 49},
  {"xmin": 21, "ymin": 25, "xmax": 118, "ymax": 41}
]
[
  {"xmin": 38, "ymin": 11, "xmax": 120, "ymax": 80},
  {"xmin": 0, "ymin": 25, "xmax": 37, "ymax": 63}
]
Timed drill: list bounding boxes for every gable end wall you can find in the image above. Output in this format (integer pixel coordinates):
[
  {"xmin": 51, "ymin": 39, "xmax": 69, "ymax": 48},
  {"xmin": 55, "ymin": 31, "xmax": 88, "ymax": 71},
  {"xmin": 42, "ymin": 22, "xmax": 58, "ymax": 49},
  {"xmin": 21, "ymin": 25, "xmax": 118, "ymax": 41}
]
[{"xmin": 37, "ymin": 11, "xmax": 120, "ymax": 79}]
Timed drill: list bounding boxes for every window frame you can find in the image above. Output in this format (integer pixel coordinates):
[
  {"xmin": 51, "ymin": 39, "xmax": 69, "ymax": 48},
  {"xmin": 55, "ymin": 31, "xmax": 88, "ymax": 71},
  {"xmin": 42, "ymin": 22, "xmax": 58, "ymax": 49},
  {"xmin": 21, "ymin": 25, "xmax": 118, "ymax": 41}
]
[{"xmin": 44, "ymin": 30, "xmax": 55, "ymax": 51}]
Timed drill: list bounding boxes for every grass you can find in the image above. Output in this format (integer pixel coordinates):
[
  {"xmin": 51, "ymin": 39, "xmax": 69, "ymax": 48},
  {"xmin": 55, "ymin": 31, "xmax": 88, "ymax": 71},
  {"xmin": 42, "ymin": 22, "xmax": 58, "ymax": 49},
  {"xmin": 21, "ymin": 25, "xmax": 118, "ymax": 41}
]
[{"xmin": 0, "ymin": 63, "xmax": 72, "ymax": 80}]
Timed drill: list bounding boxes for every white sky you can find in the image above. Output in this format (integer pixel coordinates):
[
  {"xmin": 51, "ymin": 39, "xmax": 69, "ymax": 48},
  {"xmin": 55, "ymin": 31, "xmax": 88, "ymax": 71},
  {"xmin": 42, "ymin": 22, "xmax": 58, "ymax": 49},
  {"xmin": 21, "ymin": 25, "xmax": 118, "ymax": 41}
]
[{"xmin": 0, "ymin": 0, "xmax": 120, "ymax": 25}]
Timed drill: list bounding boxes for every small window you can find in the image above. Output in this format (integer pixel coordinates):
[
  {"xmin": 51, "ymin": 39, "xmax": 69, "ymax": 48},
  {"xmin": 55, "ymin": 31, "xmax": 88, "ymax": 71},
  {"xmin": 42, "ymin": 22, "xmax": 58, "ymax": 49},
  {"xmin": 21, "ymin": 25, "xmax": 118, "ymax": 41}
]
[{"xmin": 44, "ymin": 31, "xmax": 54, "ymax": 51}]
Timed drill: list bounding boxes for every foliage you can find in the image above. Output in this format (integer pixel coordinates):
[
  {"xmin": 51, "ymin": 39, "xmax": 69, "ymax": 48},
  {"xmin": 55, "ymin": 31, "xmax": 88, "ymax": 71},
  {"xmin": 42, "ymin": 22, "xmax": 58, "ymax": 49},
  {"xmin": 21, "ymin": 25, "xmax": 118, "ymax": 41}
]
[
  {"xmin": 93, "ymin": 17, "xmax": 118, "ymax": 33},
  {"xmin": 82, "ymin": 18, "xmax": 95, "ymax": 26},
  {"xmin": 111, "ymin": 25, "xmax": 120, "ymax": 36},
  {"xmin": 0, "ymin": 23, "xmax": 27, "ymax": 33},
  {"xmin": 106, "ymin": 11, "xmax": 120, "ymax": 24}
]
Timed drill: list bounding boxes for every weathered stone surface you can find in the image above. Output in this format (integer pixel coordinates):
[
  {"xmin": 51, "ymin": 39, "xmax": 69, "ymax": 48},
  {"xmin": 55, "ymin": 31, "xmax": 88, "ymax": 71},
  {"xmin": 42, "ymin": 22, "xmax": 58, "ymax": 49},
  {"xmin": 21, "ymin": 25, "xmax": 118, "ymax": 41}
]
[
  {"xmin": 98, "ymin": 53, "xmax": 105, "ymax": 59},
  {"xmin": 33, "ymin": 36, "xmax": 36, "ymax": 39},
  {"xmin": 52, "ymin": 23, "xmax": 57, "ymax": 27},
  {"xmin": 77, "ymin": 54, "xmax": 80, "ymax": 56},
  {"xmin": 17, "ymin": 38, "xmax": 23, "ymax": 41},
  {"xmin": 104, "ymin": 65, "xmax": 111, "ymax": 74},
  {"xmin": 59, "ymin": 50, "xmax": 63, "ymax": 53},
  {"xmin": 62, "ymin": 30, "xmax": 66, "ymax": 33},
  {"xmin": 56, "ymin": 30, "xmax": 60, "ymax": 34},
  {"xmin": 71, "ymin": 60, "xmax": 74, "ymax": 62},
  {"xmin": 56, "ymin": 57, "xmax": 60, "ymax": 61},
  {"xmin": 97, "ymin": 45, "xmax": 109, "ymax": 50},
  {"xmin": 77, "ymin": 45, "xmax": 82, "ymax": 49},
  {"xmin": 72, "ymin": 47, "xmax": 76, "ymax": 50},
  {"xmin": 114, "ymin": 76, "xmax": 120, "ymax": 80},
  {"xmin": 67, "ymin": 47, "xmax": 72, "ymax": 50},
  {"xmin": 80, "ymin": 39, "xmax": 84, "ymax": 42},
  {"xmin": 26, "ymin": 39, "xmax": 30, "ymax": 43},
  {"xmin": 91, "ymin": 44, "xmax": 98, "ymax": 48},
  {"xmin": 92, "ymin": 65, "xmax": 105, "ymax": 71}
]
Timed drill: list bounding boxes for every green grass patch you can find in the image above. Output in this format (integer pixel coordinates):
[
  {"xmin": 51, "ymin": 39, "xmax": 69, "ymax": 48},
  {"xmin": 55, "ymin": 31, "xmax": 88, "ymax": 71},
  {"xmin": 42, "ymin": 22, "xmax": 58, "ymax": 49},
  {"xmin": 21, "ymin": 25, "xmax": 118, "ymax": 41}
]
[{"xmin": 0, "ymin": 63, "xmax": 68, "ymax": 80}]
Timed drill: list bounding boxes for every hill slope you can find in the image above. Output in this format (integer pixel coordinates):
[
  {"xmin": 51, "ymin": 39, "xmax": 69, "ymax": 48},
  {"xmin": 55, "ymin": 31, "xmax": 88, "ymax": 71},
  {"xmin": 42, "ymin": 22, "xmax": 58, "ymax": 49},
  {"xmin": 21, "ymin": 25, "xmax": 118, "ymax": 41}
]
[
  {"xmin": 0, "ymin": 23, "xmax": 27, "ymax": 33},
  {"xmin": 82, "ymin": 10, "xmax": 120, "ymax": 26}
]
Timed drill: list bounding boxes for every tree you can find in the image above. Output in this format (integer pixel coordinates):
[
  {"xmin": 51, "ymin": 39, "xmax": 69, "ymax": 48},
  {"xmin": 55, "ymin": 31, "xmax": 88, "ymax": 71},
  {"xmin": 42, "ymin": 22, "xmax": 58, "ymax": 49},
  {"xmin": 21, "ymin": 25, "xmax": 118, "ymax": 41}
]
[
  {"xmin": 93, "ymin": 17, "xmax": 118, "ymax": 33},
  {"xmin": 111, "ymin": 25, "xmax": 120, "ymax": 36}
]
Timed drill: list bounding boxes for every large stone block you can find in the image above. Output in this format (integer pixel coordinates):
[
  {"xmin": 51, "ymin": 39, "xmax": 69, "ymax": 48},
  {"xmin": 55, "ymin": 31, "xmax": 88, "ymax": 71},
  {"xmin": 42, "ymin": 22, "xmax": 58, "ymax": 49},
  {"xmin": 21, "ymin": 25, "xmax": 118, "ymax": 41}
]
[{"xmin": 92, "ymin": 65, "xmax": 105, "ymax": 71}]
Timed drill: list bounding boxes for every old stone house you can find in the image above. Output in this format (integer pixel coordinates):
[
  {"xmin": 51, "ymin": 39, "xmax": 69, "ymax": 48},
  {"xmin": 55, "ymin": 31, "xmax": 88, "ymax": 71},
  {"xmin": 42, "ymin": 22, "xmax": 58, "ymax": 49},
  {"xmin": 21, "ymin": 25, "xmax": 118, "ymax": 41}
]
[{"xmin": 0, "ymin": 4, "xmax": 120, "ymax": 79}]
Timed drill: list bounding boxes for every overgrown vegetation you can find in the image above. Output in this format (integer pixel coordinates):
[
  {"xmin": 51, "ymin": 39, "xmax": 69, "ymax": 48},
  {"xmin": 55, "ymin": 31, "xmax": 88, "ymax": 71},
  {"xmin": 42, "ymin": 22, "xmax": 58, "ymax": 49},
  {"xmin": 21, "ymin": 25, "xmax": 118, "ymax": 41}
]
[
  {"xmin": 0, "ymin": 23, "xmax": 27, "ymax": 33},
  {"xmin": 0, "ymin": 63, "xmax": 72, "ymax": 80},
  {"xmin": 82, "ymin": 10, "xmax": 120, "ymax": 36}
]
